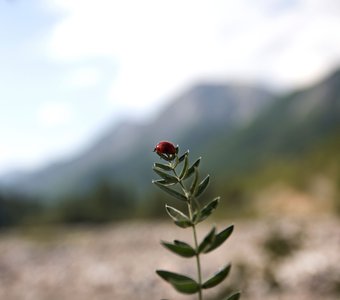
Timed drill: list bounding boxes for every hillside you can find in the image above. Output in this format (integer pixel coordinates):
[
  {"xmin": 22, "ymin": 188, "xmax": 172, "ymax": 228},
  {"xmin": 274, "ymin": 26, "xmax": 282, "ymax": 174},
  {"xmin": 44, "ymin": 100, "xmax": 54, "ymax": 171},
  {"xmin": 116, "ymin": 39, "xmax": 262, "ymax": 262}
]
[
  {"xmin": 1, "ymin": 68, "xmax": 339, "ymax": 206},
  {"xmin": 1, "ymin": 84, "xmax": 274, "ymax": 199},
  {"xmin": 205, "ymin": 69, "xmax": 340, "ymax": 217},
  {"xmin": 207, "ymin": 68, "xmax": 340, "ymax": 176}
]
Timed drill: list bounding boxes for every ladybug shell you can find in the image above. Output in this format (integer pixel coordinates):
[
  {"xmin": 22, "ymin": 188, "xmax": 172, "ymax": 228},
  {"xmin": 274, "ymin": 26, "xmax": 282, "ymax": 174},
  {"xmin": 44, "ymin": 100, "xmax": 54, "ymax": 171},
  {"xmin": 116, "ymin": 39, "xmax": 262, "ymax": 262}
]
[{"xmin": 154, "ymin": 141, "xmax": 176, "ymax": 155}]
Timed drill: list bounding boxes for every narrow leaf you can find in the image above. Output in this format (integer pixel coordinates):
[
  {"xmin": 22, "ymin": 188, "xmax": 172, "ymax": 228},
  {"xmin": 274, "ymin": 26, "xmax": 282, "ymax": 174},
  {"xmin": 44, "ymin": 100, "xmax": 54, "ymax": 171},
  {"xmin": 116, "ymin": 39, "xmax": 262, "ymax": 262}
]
[
  {"xmin": 165, "ymin": 205, "xmax": 189, "ymax": 220},
  {"xmin": 153, "ymin": 181, "xmax": 187, "ymax": 201},
  {"xmin": 225, "ymin": 292, "xmax": 241, "ymax": 300},
  {"xmin": 156, "ymin": 270, "xmax": 200, "ymax": 294},
  {"xmin": 179, "ymin": 154, "xmax": 189, "ymax": 179},
  {"xmin": 154, "ymin": 162, "xmax": 173, "ymax": 171},
  {"xmin": 152, "ymin": 179, "xmax": 176, "ymax": 186},
  {"xmin": 153, "ymin": 167, "xmax": 178, "ymax": 183},
  {"xmin": 172, "ymin": 157, "xmax": 179, "ymax": 169},
  {"xmin": 198, "ymin": 227, "xmax": 216, "ymax": 253},
  {"xmin": 195, "ymin": 175, "xmax": 210, "ymax": 198},
  {"xmin": 190, "ymin": 167, "xmax": 199, "ymax": 195},
  {"xmin": 204, "ymin": 225, "xmax": 234, "ymax": 253},
  {"xmin": 161, "ymin": 240, "xmax": 196, "ymax": 257},
  {"xmin": 202, "ymin": 264, "xmax": 231, "ymax": 289},
  {"xmin": 178, "ymin": 150, "xmax": 189, "ymax": 162},
  {"xmin": 165, "ymin": 205, "xmax": 192, "ymax": 228},
  {"xmin": 193, "ymin": 197, "xmax": 219, "ymax": 224},
  {"xmin": 158, "ymin": 152, "xmax": 174, "ymax": 161},
  {"xmin": 184, "ymin": 157, "xmax": 201, "ymax": 179}
]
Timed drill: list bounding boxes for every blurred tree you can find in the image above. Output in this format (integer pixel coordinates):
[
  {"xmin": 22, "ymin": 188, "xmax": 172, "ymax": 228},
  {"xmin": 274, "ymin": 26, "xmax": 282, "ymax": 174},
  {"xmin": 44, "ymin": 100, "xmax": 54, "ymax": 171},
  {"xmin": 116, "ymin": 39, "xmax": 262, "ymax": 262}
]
[
  {"xmin": 54, "ymin": 181, "xmax": 135, "ymax": 224},
  {"xmin": 0, "ymin": 191, "xmax": 43, "ymax": 227}
]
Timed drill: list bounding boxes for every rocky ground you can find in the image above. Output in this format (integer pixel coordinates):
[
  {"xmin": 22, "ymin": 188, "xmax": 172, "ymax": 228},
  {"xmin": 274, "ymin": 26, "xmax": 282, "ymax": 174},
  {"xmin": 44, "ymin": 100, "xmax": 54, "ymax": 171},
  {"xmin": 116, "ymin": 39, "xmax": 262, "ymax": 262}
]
[{"xmin": 0, "ymin": 218, "xmax": 339, "ymax": 300}]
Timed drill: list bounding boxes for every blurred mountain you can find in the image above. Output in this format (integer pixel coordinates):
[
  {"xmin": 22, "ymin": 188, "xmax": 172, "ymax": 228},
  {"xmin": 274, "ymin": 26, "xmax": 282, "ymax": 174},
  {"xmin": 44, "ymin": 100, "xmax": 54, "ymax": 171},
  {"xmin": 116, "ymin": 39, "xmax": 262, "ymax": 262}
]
[
  {"xmin": 1, "ymin": 68, "xmax": 339, "ymax": 202},
  {"xmin": 0, "ymin": 84, "xmax": 274, "ymax": 199},
  {"xmin": 206, "ymin": 68, "xmax": 340, "ymax": 178}
]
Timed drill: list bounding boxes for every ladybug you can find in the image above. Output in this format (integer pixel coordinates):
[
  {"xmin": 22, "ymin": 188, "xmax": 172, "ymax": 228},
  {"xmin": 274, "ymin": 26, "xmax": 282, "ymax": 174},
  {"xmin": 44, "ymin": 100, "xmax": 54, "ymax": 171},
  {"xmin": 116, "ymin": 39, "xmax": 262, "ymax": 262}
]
[{"xmin": 154, "ymin": 141, "xmax": 176, "ymax": 155}]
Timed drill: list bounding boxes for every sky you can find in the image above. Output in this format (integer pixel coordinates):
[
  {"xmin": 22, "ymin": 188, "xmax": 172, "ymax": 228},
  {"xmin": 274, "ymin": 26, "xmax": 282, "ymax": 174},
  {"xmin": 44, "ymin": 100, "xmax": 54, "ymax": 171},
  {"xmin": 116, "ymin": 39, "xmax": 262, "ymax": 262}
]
[{"xmin": 1, "ymin": 0, "xmax": 340, "ymax": 175}]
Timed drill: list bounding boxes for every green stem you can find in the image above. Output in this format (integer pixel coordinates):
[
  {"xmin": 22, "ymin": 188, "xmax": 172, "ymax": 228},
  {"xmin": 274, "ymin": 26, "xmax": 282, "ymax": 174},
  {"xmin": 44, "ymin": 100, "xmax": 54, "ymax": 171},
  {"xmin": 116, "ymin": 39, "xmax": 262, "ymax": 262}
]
[
  {"xmin": 173, "ymin": 164, "xmax": 203, "ymax": 300},
  {"xmin": 188, "ymin": 201, "xmax": 203, "ymax": 300}
]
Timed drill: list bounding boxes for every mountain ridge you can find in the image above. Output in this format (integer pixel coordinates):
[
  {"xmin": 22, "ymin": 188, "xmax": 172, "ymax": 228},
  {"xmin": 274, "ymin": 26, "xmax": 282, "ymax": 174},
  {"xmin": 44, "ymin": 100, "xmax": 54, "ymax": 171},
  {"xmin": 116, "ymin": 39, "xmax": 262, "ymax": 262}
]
[
  {"xmin": 1, "ymin": 83, "xmax": 275, "ymax": 199},
  {"xmin": 2, "ymin": 68, "xmax": 340, "ymax": 202}
]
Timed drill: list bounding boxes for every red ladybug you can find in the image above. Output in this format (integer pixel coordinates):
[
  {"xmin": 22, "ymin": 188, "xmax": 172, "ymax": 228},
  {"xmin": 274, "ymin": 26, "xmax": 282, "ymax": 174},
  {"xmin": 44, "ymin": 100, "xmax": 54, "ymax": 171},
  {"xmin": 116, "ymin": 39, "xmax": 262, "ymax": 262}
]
[{"xmin": 154, "ymin": 141, "xmax": 176, "ymax": 155}]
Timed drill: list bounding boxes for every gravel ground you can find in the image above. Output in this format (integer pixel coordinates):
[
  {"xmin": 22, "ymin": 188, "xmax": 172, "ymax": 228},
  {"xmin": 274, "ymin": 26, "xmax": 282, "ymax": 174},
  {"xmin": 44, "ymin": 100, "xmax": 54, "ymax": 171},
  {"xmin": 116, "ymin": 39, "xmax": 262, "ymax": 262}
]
[{"xmin": 0, "ymin": 218, "xmax": 339, "ymax": 300}]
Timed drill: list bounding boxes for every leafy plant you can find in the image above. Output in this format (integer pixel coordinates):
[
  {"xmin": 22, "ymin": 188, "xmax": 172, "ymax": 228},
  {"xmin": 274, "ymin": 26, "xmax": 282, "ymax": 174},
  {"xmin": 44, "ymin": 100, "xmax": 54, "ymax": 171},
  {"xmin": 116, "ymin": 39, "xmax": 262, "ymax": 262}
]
[{"xmin": 152, "ymin": 141, "xmax": 240, "ymax": 300}]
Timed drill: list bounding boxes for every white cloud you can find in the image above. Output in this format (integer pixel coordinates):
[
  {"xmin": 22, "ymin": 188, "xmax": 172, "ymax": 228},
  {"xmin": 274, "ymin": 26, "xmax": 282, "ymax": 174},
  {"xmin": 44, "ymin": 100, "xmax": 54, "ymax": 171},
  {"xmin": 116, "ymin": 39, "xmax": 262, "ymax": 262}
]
[
  {"xmin": 66, "ymin": 67, "xmax": 101, "ymax": 88},
  {"xmin": 37, "ymin": 101, "xmax": 73, "ymax": 127},
  {"xmin": 0, "ymin": 144, "xmax": 40, "ymax": 173},
  {"xmin": 0, "ymin": 145, "xmax": 11, "ymax": 171},
  {"xmin": 44, "ymin": 0, "xmax": 340, "ymax": 116}
]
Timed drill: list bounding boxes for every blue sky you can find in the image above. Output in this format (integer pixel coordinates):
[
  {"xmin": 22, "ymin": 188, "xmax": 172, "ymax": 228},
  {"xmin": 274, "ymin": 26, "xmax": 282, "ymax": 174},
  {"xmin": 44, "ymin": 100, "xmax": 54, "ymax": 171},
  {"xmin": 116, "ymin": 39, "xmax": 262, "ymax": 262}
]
[{"xmin": 1, "ymin": 0, "xmax": 340, "ymax": 174}]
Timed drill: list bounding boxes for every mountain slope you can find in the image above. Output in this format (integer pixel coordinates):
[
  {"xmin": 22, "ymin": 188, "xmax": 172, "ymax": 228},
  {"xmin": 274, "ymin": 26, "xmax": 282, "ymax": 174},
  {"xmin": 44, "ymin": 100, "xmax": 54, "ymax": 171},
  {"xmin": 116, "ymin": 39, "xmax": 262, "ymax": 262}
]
[
  {"xmin": 206, "ymin": 68, "xmax": 340, "ymax": 178},
  {"xmin": 3, "ymin": 84, "xmax": 274, "ymax": 199},
  {"xmin": 3, "ymin": 68, "xmax": 339, "ymax": 202}
]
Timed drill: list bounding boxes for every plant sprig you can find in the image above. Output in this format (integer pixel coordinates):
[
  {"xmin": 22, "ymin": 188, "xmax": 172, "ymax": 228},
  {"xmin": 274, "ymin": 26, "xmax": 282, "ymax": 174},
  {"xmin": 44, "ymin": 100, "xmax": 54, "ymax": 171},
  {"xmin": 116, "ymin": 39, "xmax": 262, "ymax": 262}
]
[{"xmin": 152, "ymin": 141, "xmax": 240, "ymax": 300}]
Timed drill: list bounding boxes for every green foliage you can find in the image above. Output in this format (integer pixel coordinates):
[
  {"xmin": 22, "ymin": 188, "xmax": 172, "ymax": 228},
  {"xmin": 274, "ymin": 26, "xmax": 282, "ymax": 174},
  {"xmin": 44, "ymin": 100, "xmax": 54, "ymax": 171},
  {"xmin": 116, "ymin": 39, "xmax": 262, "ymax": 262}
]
[
  {"xmin": 196, "ymin": 175, "xmax": 210, "ymax": 198},
  {"xmin": 0, "ymin": 191, "xmax": 44, "ymax": 228},
  {"xmin": 161, "ymin": 240, "xmax": 196, "ymax": 258},
  {"xmin": 0, "ymin": 180, "xmax": 137, "ymax": 228},
  {"xmin": 53, "ymin": 181, "xmax": 135, "ymax": 224},
  {"xmin": 210, "ymin": 131, "xmax": 340, "ymax": 219},
  {"xmin": 185, "ymin": 157, "xmax": 202, "ymax": 180},
  {"xmin": 153, "ymin": 180, "xmax": 187, "ymax": 201},
  {"xmin": 156, "ymin": 270, "xmax": 200, "ymax": 294},
  {"xmin": 152, "ymin": 145, "xmax": 239, "ymax": 300},
  {"xmin": 198, "ymin": 227, "xmax": 216, "ymax": 253},
  {"xmin": 262, "ymin": 224, "xmax": 303, "ymax": 261},
  {"xmin": 202, "ymin": 265, "xmax": 231, "ymax": 289},
  {"xmin": 165, "ymin": 205, "xmax": 192, "ymax": 228},
  {"xmin": 153, "ymin": 167, "xmax": 179, "ymax": 183},
  {"xmin": 203, "ymin": 225, "xmax": 234, "ymax": 254},
  {"xmin": 225, "ymin": 292, "xmax": 241, "ymax": 300},
  {"xmin": 193, "ymin": 197, "xmax": 219, "ymax": 224},
  {"xmin": 136, "ymin": 190, "xmax": 188, "ymax": 220}
]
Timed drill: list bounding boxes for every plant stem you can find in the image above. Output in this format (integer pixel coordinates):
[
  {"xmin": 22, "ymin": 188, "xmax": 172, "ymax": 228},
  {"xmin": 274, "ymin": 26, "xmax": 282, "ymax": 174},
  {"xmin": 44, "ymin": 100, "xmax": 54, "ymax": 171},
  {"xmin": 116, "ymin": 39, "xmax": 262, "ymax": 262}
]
[
  {"xmin": 188, "ymin": 201, "xmax": 203, "ymax": 300},
  {"xmin": 173, "ymin": 165, "xmax": 203, "ymax": 300}
]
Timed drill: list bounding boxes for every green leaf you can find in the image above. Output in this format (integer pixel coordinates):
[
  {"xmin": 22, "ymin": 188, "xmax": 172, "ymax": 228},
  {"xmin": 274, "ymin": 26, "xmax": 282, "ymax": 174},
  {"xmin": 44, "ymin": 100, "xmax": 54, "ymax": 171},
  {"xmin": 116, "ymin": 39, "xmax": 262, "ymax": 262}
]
[
  {"xmin": 190, "ymin": 167, "xmax": 199, "ymax": 195},
  {"xmin": 154, "ymin": 162, "xmax": 173, "ymax": 171},
  {"xmin": 152, "ymin": 179, "xmax": 176, "ymax": 186},
  {"xmin": 153, "ymin": 167, "xmax": 178, "ymax": 184},
  {"xmin": 202, "ymin": 264, "xmax": 231, "ymax": 289},
  {"xmin": 178, "ymin": 150, "xmax": 189, "ymax": 162},
  {"xmin": 225, "ymin": 292, "xmax": 241, "ymax": 300},
  {"xmin": 184, "ymin": 157, "xmax": 201, "ymax": 179},
  {"xmin": 198, "ymin": 227, "xmax": 216, "ymax": 253},
  {"xmin": 161, "ymin": 240, "xmax": 196, "ymax": 257},
  {"xmin": 158, "ymin": 152, "xmax": 174, "ymax": 161},
  {"xmin": 203, "ymin": 225, "xmax": 234, "ymax": 253},
  {"xmin": 165, "ymin": 205, "xmax": 192, "ymax": 228},
  {"xmin": 193, "ymin": 197, "xmax": 219, "ymax": 224},
  {"xmin": 172, "ymin": 157, "xmax": 179, "ymax": 169},
  {"xmin": 179, "ymin": 154, "xmax": 189, "ymax": 179},
  {"xmin": 153, "ymin": 181, "xmax": 187, "ymax": 201},
  {"xmin": 195, "ymin": 175, "xmax": 210, "ymax": 198},
  {"xmin": 156, "ymin": 270, "xmax": 200, "ymax": 294}
]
